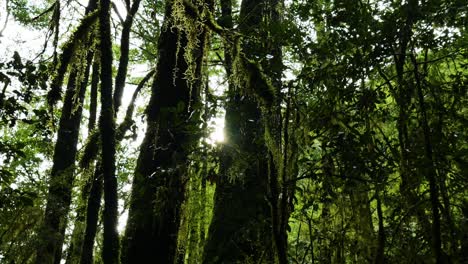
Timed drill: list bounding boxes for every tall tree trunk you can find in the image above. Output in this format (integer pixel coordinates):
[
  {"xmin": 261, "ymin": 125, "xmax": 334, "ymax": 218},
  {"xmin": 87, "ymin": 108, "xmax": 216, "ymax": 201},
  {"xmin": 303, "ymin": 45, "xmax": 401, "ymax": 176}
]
[
  {"xmin": 348, "ymin": 110, "xmax": 376, "ymax": 264},
  {"xmin": 35, "ymin": 64, "xmax": 89, "ymax": 264},
  {"xmin": 187, "ymin": 178, "xmax": 201, "ymax": 262},
  {"xmin": 204, "ymin": 0, "xmax": 278, "ymax": 263},
  {"xmin": 199, "ymin": 168, "xmax": 207, "ymax": 249},
  {"xmin": 98, "ymin": 0, "xmax": 119, "ymax": 263},
  {"xmin": 197, "ymin": 80, "xmax": 211, "ymax": 261},
  {"xmin": 203, "ymin": 93, "xmax": 272, "ymax": 263},
  {"xmin": 64, "ymin": 50, "xmax": 95, "ymax": 264},
  {"xmin": 79, "ymin": 166, "xmax": 103, "ymax": 264},
  {"xmin": 319, "ymin": 149, "xmax": 333, "ymax": 264},
  {"xmin": 374, "ymin": 189, "xmax": 386, "ymax": 264},
  {"xmin": 176, "ymin": 198, "xmax": 189, "ymax": 264},
  {"xmin": 121, "ymin": 1, "xmax": 210, "ymax": 263},
  {"xmin": 78, "ymin": 52, "xmax": 153, "ymax": 264},
  {"xmin": 260, "ymin": 1, "xmax": 290, "ymax": 262},
  {"xmin": 65, "ymin": 195, "xmax": 87, "ymax": 264},
  {"xmin": 70, "ymin": 0, "xmax": 142, "ymax": 260},
  {"xmin": 68, "ymin": 59, "xmax": 100, "ymax": 264},
  {"xmin": 349, "ymin": 189, "xmax": 374, "ymax": 263},
  {"xmin": 88, "ymin": 60, "xmax": 99, "ymax": 132},
  {"xmin": 35, "ymin": 1, "xmax": 97, "ymax": 263}
]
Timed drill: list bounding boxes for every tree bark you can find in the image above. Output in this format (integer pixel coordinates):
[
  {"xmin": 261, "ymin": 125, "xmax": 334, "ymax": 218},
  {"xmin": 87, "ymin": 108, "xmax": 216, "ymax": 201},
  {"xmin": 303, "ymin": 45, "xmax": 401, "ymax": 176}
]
[
  {"xmin": 121, "ymin": 1, "xmax": 210, "ymax": 263},
  {"xmin": 202, "ymin": 93, "xmax": 272, "ymax": 263},
  {"xmin": 35, "ymin": 1, "xmax": 98, "ymax": 262},
  {"xmin": 64, "ymin": 51, "xmax": 96, "ymax": 264},
  {"xmin": 79, "ymin": 166, "xmax": 103, "ymax": 264},
  {"xmin": 203, "ymin": 1, "xmax": 278, "ymax": 263},
  {"xmin": 374, "ymin": 190, "xmax": 386, "ymax": 264},
  {"xmin": 35, "ymin": 51, "xmax": 91, "ymax": 264},
  {"xmin": 88, "ymin": 61, "xmax": 99, "ymax": 132},
  {"xmin": 113, "ymin": 0, "xmax": 142, "ymax": 113},
  {"xmin": 98, "ymin": 0, "xmax": 119, "ymax": 263}
]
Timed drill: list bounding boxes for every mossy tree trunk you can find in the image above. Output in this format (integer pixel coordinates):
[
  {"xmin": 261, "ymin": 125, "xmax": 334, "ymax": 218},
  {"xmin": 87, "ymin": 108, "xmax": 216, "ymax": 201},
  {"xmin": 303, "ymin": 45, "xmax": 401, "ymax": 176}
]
[
  {"xmin": 35, "ymin": 1, "xmax": 97, "ymax": 263},
  {"xmin": 203, "ymin": 94, "xmax": 273, "ymax": 263},
  {"xmin": 80, "ymin": 67, "xmax": 100, "ymax": 264},
  {"xmin": 203, "ymin": 0, "xmax": 280, "ymax": 263},
  {"xmin": 79, "ymin": 164, "xmax": 103, "ymax": 264},
  {"xmin": 35, "ymin": 23, "xmax": 96, "ymax": 264},
  {"xmin": 121, "ymin": 1, "xmax": 210, "ymax": 263},
  {"xmin": 98, "ymin": 0, "xmax": 119, "ymax": 263},
  {"xmin": 35, "ymin": 70, "xmax": 88, "ymax": 264},
  {"xmin": 64, "ymin": 51, "xmax": 96, "ymax": 264},
  {"xmin": 374, "ymin": 189, "xmax": 386, "ymax": 264},
  {"xmin": 66, "ymin": 0, "xmax": 143, "ymax": 262}
]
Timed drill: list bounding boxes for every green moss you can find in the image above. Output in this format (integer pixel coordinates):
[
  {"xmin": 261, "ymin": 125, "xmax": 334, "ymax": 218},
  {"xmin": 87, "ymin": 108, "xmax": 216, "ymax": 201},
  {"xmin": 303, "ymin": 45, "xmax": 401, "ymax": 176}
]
[
  {"xmin": 170, "ymin": 0, "xmax": 207, "ymax": 110},
  {"xmin": 230, "ymin": 39, "xmax": 277, "ymax": 107},
  {"xmin": 70, "ymin": 41, "xmax": 94, "ymax": 116},
  {"xmin": 47, "ymin": 10, "xmax": 98, "ymax": 107},
  {"xmin": 243, "ymin": 57, "xmax": 276, "ymax": 106},
  {"xmin": 80, "ymin": 130, "xmax": 100, "ymax": 168}
]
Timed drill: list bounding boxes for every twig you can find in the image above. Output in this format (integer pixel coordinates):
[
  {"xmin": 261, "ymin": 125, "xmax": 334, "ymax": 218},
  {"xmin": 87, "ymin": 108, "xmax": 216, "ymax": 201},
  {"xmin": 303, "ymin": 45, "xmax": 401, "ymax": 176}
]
[
  {"xmin": 29, "ymin": 2, "xmax": 56, "ymax": 22},
  {"xmin": 111, "ymin": 1, "xmax": 125, "ymax": 24},
  {"xmin": 0, "ymin": 0, "xmax": 10, "ymax": 37}
]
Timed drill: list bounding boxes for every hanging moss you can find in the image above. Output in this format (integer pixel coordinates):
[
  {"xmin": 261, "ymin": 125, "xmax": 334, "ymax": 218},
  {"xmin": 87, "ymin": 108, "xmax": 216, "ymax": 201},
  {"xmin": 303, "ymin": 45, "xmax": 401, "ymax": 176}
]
[
  {"xmin": 47, "ymin": 10, "xmax": 98, "ymax": 108},
  {"xmin": 184, "ymin": 2, "xmax": 277, "ymax": 107},
  {"xmin": 230, "ymin": 40, "xmax": 276, "ymax": 107},
  {"xmin": 175, "ymin": 0, "xmax": 277, "ymax": 107},
  {"xmin": 167, "ymin": 0, "xmax": 276, "ymax": 109},
  {"xmin": 180, "ymin": 0, "xmax": 199, "ymax": 20},
  {"xmin": 181, "ymin": 0, "xmax": 225, "ymax": 34},
  {"xmin": 80, "ymin": 131, "xmax": 100, "ymax": 168},
  {"xmin": 243, "ymin": 57, "xmax": 277, "ymax": 106},
  {"xmin": 171, "ymin": 0, "xmax": 201, "ymax": 82},
  {"xmin": 71, "ymin": 34, "xmax": 97, "ymax": 116}
]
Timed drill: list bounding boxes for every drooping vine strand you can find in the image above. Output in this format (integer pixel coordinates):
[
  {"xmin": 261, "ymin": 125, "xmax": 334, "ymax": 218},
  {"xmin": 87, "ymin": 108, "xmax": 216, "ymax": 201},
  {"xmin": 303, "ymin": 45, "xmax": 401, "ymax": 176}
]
[{"xmin": 47, "ymin": 10, "xmax": 98, "ymax": 108}]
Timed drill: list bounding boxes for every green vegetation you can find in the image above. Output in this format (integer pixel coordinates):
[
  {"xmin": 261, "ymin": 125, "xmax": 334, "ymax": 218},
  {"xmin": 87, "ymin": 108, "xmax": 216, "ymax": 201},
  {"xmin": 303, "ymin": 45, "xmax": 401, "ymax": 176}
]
[{"xmin": 0, "ymin": 0, "xmax": 466, "ymax": 263}]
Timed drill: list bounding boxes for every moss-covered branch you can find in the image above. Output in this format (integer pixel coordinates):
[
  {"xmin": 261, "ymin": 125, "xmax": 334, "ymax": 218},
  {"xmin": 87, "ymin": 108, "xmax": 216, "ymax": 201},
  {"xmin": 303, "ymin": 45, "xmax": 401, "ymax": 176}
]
[{"xmin": 47, "ymin": 10, "xmax": 98, "ymax": 107}]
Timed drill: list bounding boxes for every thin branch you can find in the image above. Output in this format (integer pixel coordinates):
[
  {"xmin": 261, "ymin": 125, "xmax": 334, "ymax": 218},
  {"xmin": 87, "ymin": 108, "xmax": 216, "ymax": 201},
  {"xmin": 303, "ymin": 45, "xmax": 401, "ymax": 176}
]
[
  {"xmin": 0, "ymin": 73, "xmax": 11, "ymax": 109},
  {"xmin": 111, "ymin": 2, "xmax": 125, "ymax": 24},
  {"xmin": 80, "ymin": 69, "xmax": 155, "ymax": 168},
  {"xmin": 0, "ymin": 0, "xmax": 10, "ymax": 37},
  {"xmin": 29, "ymin": 2, "xmax": 56, "ymax": 22},
  {"xmin": 124, "ymin": 0, "xmax": 130, "ymax": 11},
  {"xmin": 376, "ymin": 65, "xmax": 397, "ymax": 98}
]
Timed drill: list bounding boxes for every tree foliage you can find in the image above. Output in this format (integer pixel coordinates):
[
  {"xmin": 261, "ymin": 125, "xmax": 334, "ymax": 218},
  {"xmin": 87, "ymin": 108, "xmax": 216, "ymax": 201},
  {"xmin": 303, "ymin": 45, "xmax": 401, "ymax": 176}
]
[{"xmin": 0, "ymin": 0, "xmax": 466, "ymax": 263}]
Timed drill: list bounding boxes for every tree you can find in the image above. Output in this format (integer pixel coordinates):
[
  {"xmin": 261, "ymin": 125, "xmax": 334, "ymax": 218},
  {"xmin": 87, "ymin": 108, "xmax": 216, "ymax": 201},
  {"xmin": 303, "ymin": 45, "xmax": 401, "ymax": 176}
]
[
  {"xmin": 35, "ymin": 1, "xmax": 98, "ymax": 263},
  {"xmin": 0, "ymin": 0, "xmax": 466, "ymax": 263},
  {"xmin": 121, "ymin": 0, "xmax": 211, "ymax": 263},
  {"xmin": 204, "ymin": 0, "xmax": 288, "ymax": 262}
]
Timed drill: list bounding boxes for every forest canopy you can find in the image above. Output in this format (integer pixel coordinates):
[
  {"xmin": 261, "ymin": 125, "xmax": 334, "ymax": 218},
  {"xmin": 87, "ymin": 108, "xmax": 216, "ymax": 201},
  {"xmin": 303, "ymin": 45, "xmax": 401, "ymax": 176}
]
[{"xmin": 0, "ymin": 0, "xmax": 467, "ymax": 263}]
